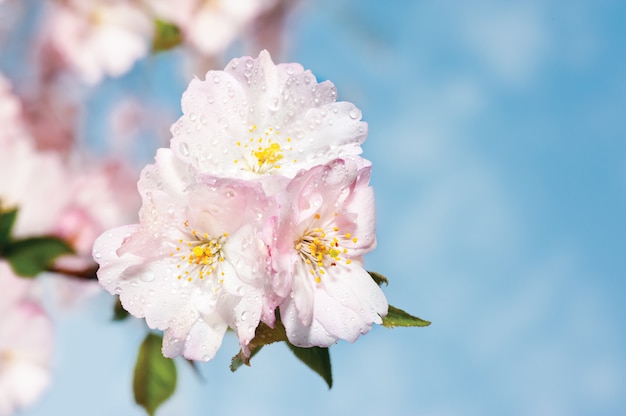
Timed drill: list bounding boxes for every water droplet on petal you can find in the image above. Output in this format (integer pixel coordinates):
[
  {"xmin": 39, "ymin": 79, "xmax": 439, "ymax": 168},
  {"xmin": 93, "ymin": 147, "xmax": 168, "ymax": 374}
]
[
  {"xmin": 348, "ymin": 108, "xmax": 360, "ymax": 119},
  {"xmin": 141, "ymin": 271, "xmax": 155, "ymax": 282},
  {"xmin": 241, "ymin": 311, "xmax": 248, "ymax": 321},
  {"xmin": 93, "ymin": 251, "xmax": 102, "ymax": 259},
  {"xmin": 213, "ymin": 76, "xmax": 220, "ymax": 84},
  {"xmin": 179, "ymin": 141, "xmax": 189, "ymax": 156}
]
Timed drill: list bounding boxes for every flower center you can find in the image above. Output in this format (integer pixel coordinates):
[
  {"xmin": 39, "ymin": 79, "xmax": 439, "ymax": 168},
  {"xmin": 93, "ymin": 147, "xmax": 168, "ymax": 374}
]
[
  {"xmin": 233, "ymin": 125, "xmax": 296, "ymax": 174},
  {"xmin": 170, "ymin": 222, "xmax": 227, "ymax": 284},
  {"xmin": 294, "ymin": 213, "xmax": 355, "ymax": 283}
]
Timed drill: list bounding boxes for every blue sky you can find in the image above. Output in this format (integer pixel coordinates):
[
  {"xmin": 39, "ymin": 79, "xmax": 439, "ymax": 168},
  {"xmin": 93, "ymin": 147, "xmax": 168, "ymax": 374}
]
[{"xmin": 15, "ymin": 1, "xmax": 626, "ymax": 415}]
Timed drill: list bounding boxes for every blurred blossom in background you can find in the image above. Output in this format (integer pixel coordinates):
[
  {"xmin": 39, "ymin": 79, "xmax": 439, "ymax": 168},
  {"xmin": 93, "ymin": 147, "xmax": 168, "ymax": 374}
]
[{"xmin": 0, "ymin": 0, "xmax": 625, "ymax": 415}]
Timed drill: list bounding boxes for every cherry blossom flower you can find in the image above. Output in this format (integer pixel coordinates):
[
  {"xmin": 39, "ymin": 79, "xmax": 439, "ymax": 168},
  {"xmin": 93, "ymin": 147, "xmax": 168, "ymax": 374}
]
[
  {"xmin": 93, "ymin": 149, "xmax": 277, "ymax": 361},
  {"xmin": 0, "ymin": 76, "xmax": 70, "ymax": 238},
  {"xmin": 272, "ymin": 158, "xmax": 388, "ymax": 347},
  {"xmin": 146, "ymin": 0, "xmax": 276, "ymax": 56},
  {"xmin": 0, "ymin": 262, "xmax": 54, "ymax": 416},
  {"xmin": 46, "ymin": 0, "xmax": 153, "ymax": 83},
  {"xmin": 53, "ymin": 160, "xmax": 140, "ymax": 273},
  {"xmin": 170, "ymin": 50, "xmax": 368, "ymax": 193}
]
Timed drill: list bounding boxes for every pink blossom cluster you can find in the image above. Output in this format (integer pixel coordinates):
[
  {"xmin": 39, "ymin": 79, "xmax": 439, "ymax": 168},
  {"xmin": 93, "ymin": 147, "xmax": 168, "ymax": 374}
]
[
  {"xmin": 93, "ymin": 51, "xmax": 388, "ymax": 361},
  {"xmin": 0, "ymin": 263, "xmax": 53, "ymax": 416},
  {"xmin": 0, "ymin": 73, "xmax": 139, "ymax": 272},
  {"xmin": 0, "ymin": 72, "xmax": 140, "ymax": 412},
  {"xmin": 30, "ymin": 0, "xmax": 282, "ymax": 84}
]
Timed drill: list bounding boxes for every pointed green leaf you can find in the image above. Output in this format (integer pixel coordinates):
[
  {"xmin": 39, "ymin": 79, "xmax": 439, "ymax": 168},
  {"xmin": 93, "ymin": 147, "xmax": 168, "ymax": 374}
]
[
  {"xmin": 133, "ymin": 333, "xmax": 177, "ymax": 416},
  {"xmin": 152, "ymin": 19, "xmax": 182, "ymax": 52},
  {"xmin": 4, "ymin": 236, "xmax": 74, "ymax": 277},
  {"xmin": 368, "ymin": 271, "xmax": 389, "ymax": 286},
  {"xmin": 230, "ymin": 345, "xmax": 263, "ymax": 372},
  {"xmin": 230, "ymin": 318, "xmax": 288, "ymax": 371},
  {"xmin": 382, "ymin": 305, "xmax": 431, "ymax": 328},
  {"xmin": 0, "ymin": 207, "xmax": 18, "ymax": 249},
  {"xmin": 287, "ymin": 344, "xmax": 333, "ymax": 389}
]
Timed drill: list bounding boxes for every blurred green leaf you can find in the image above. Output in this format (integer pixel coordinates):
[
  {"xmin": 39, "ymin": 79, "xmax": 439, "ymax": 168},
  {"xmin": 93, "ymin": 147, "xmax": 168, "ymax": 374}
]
[
  {"xmin": 113, "ymin": 296, "xmax": 130, "ymax": 321},
  {"xmin": 368, "ymin": 271, "xmax": 389, "ymax": 286},
  {"xmin": 0, "ymin": 207, "xmax": 17, "ymax": 249},
  {"xmin": 287, "ymin": 344, "xmax": 332, "ymax": 389},
  {"xmin": 382, "ymin": 305, "xmax": 431, "ymax": 328},
  {"xmin": 133, "ymin": 333, "xmax": 177, "ymax": 416},
  {"xmin": 152, "ymin": 19, "xmax": 182, "ymax": 52},
  {"xmin": 4, "ymin": 237, "xmax": 74, "ymax": 277}
]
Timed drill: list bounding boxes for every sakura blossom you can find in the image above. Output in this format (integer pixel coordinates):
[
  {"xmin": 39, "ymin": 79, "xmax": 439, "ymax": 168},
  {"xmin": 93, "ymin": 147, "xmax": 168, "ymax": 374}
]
[
  {"xmin": 146, "ymin": 0, "xmax": 277, "ymax": 56},
  {"xmin": 46, "ymin": 0, "xmax": 153, "ymax": 84},
  {"xmin": 53, "ymin": 160, "xmax": 140, "ymax": 273},
  {"xmin": 93, "ymin": 149, "xmax": 277, "ymax": 361},
  {"xmin": 0, "ymin": 262, "xmax": 54, "ymax": 416},
  {"xmin": 171, "ymin": 50, "xmax": 368, "ymax": 193},
  {"xmin": 272, "ymin": 158, "xmax": 387, "ymax": 347},
  {"xmin": 0, "ymin": 77, "xmax": 70, "ymax": 238}
]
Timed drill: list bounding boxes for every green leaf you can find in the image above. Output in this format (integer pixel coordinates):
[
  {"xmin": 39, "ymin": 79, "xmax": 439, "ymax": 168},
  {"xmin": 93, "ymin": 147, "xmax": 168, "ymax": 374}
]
[
  {"xmin": 113, "ymin": 296, "xmax": 130, "ymax": 321},
  {"xmin": 230, "ymin": 345, "xmax": 263, "ymax": 372},
  {"xmin": 287, "ymin": 344, "xmax": 333, "ymax": 389},
  {"xmin": 0, "ymin": 207, "xmax": 18, "ymax": 249},
  {"xmin": 4, "ymin": 236, "xmax": 74, "ymax": 277},
  {"xmin": 368, "ymin": 271, "xmax": 389, "ymax": 286},
  {"xmin": 133, "ymin": 333, "xmax": 177, "ymax": 416},
  {"xmin": 230, "ymin": 318, "xmax": 288, "ymax": 371},
  {"xmin": 152, "ymin": 19, "xmax": 182, "ymax": 52},
  {"xmin": 382, "ymin": 305, "xmax": 431, "ymax": 328}
]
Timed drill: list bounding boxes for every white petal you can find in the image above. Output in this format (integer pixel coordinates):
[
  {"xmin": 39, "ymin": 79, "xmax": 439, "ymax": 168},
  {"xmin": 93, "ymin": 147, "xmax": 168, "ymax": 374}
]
[
  {"xmin": 179, "ymin": 315, "xmax": 228, "ymax": 361},
  {"xmin": 280, "ymin": 297, "xmax": 336, "ymax": 348}
]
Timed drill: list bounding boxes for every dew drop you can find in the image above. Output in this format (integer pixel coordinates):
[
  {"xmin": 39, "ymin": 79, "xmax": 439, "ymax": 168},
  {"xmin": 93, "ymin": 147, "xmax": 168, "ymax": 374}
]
[
  {"xmin": 213, "ymin": 76, "xmax": 220, "ymax": 84},
  {"xmin": 94, "ymin": 251, "xmax": 102, "ymax": 259},
  {"xmin": 179, "ymin": 141, "xmax": 190, "ymax": 156},
  {"xmin": 240, "ymin": 311, "xmax": 248, "ymax": 321},
  {"xmin": 141, "ymin": 271, "xmax": 155, "ymax": 282},
  {"xmin": 189, "ymin": 112, "xmax": 197, "ymax": 122},
  {"xmin": 114, "ymin": 286, "xmax": 122, "ymax": 294},
  {"xmin": 348, "ymin": 108, "xmax": 360, "ymax": 119},
  {"xmin": 268, "ymin": 97, "xmax": 280, "ymax": 111}
]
